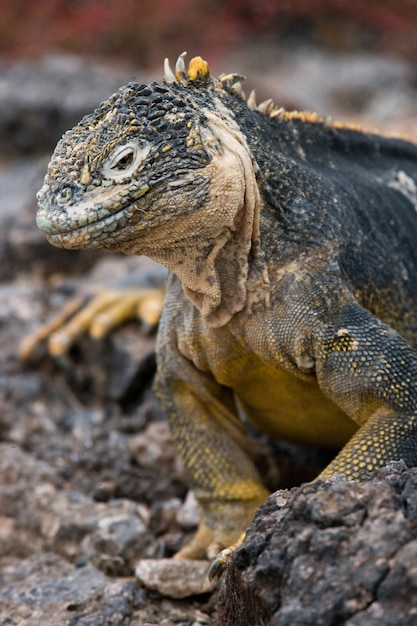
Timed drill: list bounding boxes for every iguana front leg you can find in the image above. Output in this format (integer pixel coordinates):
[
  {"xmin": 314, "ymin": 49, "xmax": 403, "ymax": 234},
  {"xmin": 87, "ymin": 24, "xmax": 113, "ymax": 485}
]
[
  {"xmin": 314, "ymin": 301, "xmax": 417, "ymax": 480},
  {"xmin": 154, "ymin": 355, "xmax": 268, "ymax": 561}
]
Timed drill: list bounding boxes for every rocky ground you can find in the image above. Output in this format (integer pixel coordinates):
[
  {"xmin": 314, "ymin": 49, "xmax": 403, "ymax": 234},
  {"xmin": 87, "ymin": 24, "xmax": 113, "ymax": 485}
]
[
  {"xmin": 218, "ymin": 463, "xmax": 417, "ymax": 626},
  {"xmin": 1, "ymin": 43, "xmax": 417, "ymax": 625}
]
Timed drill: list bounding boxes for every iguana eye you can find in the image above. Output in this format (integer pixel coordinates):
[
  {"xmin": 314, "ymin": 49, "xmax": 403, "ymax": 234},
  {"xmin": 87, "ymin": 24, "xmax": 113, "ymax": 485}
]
[
  {"xmin": 102, "ymin": 141, "xmax": 150, "ymax": 180},
  {"xmin": 113, "ymin": 149, "xmax": 135, "ymax": 170}
]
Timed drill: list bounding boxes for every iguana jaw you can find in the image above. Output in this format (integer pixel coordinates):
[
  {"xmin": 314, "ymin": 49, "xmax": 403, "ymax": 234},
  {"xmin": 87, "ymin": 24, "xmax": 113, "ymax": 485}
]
[{"xmin": 36, "ymin": 181, "xmax": 151, "ymax": 249}]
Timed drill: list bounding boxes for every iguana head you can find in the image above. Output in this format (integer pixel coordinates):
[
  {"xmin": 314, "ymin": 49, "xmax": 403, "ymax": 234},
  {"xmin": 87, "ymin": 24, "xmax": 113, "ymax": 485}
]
[
  {"xmin": 37, "ymin": 53, "xmax": 270, "ymax": 325},
  {"xmin": 38, "ymin": 54, "xmax": 246, "ymax": 249},
  {"xmin": 37, "ymin": 55, "xmax": 214, "ymax": 249}
]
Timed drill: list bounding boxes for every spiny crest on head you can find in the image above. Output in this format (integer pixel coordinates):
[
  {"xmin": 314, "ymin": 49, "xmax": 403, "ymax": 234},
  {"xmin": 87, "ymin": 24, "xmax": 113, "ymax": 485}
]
[
  {"xmin": 164, "ymin": 52, "xmax": 210, "ymax": 85},
  {"xmin": 163, "ymin": 52, "xmax": 286, "ymax": 119},
  {"xmin": 163, "ymin": 53, "xmax": 345, "ymax": 130}
]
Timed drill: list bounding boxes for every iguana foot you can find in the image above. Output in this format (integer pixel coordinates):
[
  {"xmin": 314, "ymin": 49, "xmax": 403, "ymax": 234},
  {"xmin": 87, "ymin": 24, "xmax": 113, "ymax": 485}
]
[
  {"xmin": 207, "ymin": 533, "xmax": 246, "ymax": 581},
  {"xmin": 173, "ymin": 527, "xmax": 221, "ymax": 561},
  {"xmin": 174, "ymin": 524, "xmax": 245, "ymax": 581},
  {"xmin": 173, "ymin": 496, "xmax": 266, "ymax": 577},
  {"xmin": 20, "ymin": 287, "xmax": 164, "ymax": 359}
]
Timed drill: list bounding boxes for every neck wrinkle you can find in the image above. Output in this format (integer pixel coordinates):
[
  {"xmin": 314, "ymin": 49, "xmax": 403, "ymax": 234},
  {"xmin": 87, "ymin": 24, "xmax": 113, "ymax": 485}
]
[{"xmin": 136, "ymin": 104, "xmax": 270, "ymax": 327}]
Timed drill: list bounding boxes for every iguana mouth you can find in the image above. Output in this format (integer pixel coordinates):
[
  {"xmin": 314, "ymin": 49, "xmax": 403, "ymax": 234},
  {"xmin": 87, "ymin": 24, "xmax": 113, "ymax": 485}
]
[
  {"xmin": 37, "ymin": 206, "xmax": 135, "ymax": 249},
  {"xmin": 36, "ymin": 183, "xmax": 150, "ymax": 248}
]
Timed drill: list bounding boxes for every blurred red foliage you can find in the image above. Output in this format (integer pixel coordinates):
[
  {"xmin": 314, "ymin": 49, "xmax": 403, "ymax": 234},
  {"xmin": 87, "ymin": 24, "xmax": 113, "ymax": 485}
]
[{"xmin": 1, "ymin": 0, "xmax": 416, "ymax": 64}]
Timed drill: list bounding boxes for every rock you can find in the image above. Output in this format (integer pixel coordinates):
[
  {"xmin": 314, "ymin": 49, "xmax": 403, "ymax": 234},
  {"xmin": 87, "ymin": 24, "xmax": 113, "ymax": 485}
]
[
  {"xmin": 86, "ymin": 506, "xmax": 157, "ymax": 576},
  {"xmin": 218, "ymin": 462, "xmax": 417, "ymax": 626},
  {"xmin": 0, "ymin": 553, "xmax": 146, "ymax": 626},
  {"xmin": 176, "ymin": 490, "xmax": 200, "ymax": 530},
  {"xmin": 129, "ymin": 421, "xmax": 178, "ymax": 469},
  {"xmin": 0, "ymin": 55, "xmax": 147, "ymax": 157},
  {"xmin": 0, "ymin": 443, "xmax": 158, "ymax": 572},
  {"xmin": 225, "ymin": 44, "xmax": 417, "ymax": 127},
  {"xmin": 98, "ymin": 326, "xmax": 156, "ymax": 402},
  {"xmin": 0, "ymin": 443, "xmax": 60, "ymax": 557},
  {"xmin": 135, "ymin": 558, "xmax": 217, "ymax": 599},
  {"xmin": 56, "ymin": 323, "xmax": 156, "ymax": 402}
]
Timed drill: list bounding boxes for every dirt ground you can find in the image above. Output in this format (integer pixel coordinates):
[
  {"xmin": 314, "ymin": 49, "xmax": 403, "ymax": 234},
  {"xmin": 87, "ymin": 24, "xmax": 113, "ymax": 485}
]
[{"xmin": 0, "ymin": 41, "xmax": 416, "ymax": 625}]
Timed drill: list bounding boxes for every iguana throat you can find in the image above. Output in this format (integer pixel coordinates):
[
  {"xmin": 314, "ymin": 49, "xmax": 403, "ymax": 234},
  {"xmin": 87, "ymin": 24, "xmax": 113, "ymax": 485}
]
[{"xmin": 129, "ymin": 106, "xmax": 269, "ymax": 327}]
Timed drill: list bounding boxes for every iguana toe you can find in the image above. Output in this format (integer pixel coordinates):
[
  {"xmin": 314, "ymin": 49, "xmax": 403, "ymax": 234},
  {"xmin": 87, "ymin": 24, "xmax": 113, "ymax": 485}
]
[{"xmin": 20, "ymin": 287, "xmax": 164, "ymax": 359}]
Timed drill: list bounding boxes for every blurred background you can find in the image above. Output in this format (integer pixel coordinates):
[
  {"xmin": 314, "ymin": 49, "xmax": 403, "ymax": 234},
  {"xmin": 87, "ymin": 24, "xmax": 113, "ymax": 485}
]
[{"xmin": 1, "ymin": 0, "xmax": 417, "ymax": 64}]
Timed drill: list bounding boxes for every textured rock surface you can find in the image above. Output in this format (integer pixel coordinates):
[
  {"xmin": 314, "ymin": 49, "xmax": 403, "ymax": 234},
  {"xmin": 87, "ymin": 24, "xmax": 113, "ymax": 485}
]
[
  {"xmin": 135, "ymin": 558, "xmax": 216, "ymax": 598},
  {"xmin": 218, "ymin": 462, "xmax": 417, "ymax": 626},
  {"xmin": 0, "ymin": 553, "xmax": 213, "ymax": 626}
]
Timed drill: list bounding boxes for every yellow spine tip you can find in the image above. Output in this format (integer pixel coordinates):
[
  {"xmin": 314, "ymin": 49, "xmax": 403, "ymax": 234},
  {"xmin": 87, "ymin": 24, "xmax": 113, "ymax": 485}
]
[{"xmin": 188, "ymin": 56, "xmax": 210, "ymax": 81}]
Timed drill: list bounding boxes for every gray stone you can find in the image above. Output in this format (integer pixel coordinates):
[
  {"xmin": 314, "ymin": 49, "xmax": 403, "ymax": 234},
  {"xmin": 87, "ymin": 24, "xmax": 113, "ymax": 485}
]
[
  {"xmin": 0, "ymin": 443, "xmax": 158, "ymax": 572},
  {"xmin": 218, "ymin": 463, "xmax": 417, "ymax": 626},
  {"xmin": 87, "ymin": 507, "xmax": 157, "ymax": 576},
  {"xmin": 135, "ymin": 558, "xmax": 217, "ymax": 598},
  {"xmin": 0, "ymin": 553, "xmax": 146, "ymax": 626}
]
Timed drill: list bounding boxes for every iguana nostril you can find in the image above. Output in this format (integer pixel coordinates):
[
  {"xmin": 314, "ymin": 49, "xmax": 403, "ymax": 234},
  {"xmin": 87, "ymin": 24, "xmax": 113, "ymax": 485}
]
[{"xmin": 56, "ymin": 186, "xmax": 74, "ymax": 206}]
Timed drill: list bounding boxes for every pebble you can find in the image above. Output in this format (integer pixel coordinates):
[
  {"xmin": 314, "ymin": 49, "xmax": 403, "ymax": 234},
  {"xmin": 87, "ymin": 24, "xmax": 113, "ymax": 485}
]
[{"xmin": 135, "ymin": 558, "xmax": 217, "ymax": 598}]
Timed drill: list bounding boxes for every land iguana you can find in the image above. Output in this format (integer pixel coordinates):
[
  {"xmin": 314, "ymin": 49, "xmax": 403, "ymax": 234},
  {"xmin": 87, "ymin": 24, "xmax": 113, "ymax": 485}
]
[{"xmin": 36, "ymin": 53, "xmax": 417, "ymax": 573}]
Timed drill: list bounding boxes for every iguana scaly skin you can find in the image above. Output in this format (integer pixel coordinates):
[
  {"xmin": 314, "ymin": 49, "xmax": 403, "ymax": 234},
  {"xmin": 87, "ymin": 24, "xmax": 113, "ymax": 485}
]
[{"xmin": 37, "ymin": 54, "xmax": 417, "ymax": 561}]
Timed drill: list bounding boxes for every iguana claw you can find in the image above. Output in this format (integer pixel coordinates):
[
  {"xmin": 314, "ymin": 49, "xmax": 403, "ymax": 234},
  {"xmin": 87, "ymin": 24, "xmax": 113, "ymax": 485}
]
[{"xmin": 208, "ymin": 547, "xmax": 234, "ymax": 581}]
